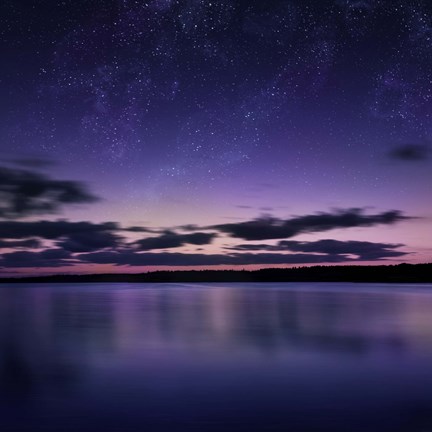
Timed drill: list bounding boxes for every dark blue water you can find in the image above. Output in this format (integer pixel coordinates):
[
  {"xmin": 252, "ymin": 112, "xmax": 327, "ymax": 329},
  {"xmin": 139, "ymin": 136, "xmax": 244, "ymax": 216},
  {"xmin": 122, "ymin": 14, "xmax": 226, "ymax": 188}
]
[{"xmin": 1, "ymin": 283, "xmax": 432, "ymax": 432}]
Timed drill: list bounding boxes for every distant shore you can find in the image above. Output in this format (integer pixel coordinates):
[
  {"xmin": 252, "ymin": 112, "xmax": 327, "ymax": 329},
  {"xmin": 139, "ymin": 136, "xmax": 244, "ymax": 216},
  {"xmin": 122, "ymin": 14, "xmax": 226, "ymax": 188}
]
[{"xmin": 0, "ymin": 263, "xmax": 431, "ymax": 284}]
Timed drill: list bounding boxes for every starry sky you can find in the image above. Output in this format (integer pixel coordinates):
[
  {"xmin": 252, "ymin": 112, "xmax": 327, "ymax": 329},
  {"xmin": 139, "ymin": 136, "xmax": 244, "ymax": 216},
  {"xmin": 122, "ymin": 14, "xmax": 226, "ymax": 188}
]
[{"xmin": 0, "ymin": 0, "xmax": 431, "ymax": 275}]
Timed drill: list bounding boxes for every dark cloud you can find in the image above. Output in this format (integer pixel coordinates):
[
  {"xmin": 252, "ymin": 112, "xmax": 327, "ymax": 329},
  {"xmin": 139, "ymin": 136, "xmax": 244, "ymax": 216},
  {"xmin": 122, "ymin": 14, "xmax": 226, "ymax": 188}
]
[
  {"xmin": 0, "ymin": 249, "xmax": 73, "ymax": 268},
  {"xmin": 0, "ymin": 220, "xmax": 118, "ymax": 240},
  {"xmin": 211, "ymin": 208, "xmax": 409, "ymax": 240},
  {"xmin": 0, "ymin": 220, "xmax": 123, "ymax": 252},
  {"xmin": 123, "ymin": 226, "xmax": 157, "ymax": 233},
  {"xmin": 0, "ymin": 206, "xmax": 412, "ymax": 269},
  {"xmin": 0, "ymin": 242, "xmax": 409, "ymax": 268},
  {"xmin": 133, "ymin": 231, "xmax": 216, "ymax": 251},
  {"xmin": 0, "ymin": 165, "xmax": 99, "ymax": 218},
  {"xmin": 76, "ymin": 250, "xmax": 348, "ymax": 267},
  {"xmin": 228, "ymin": 239, "xmax": 408, "ymax": 261},
  {"xmin": 389, "ymin": 144, "xmax": 430, "ymax": 161},
  {"xmin": 279, "ymin": 239, "xmax": 406, "ymax": 260},
  {"xmin": 58, "ymin": 231, "xmax": 122, "ymax": 253},
  {"xmin": 0, "ymin": 238, "xmax": 42, "ymax": 249},
  {"xmin": 176, "ymin": 224, "xmax": 202, "ymax": 232}
]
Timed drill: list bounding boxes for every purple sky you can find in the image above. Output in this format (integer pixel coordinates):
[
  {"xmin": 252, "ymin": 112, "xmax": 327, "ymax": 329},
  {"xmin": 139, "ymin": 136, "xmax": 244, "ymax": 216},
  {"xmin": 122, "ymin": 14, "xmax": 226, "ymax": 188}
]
[{"xmin": 0, "ymin": 0, "xmax": 431, "ymax": 275}]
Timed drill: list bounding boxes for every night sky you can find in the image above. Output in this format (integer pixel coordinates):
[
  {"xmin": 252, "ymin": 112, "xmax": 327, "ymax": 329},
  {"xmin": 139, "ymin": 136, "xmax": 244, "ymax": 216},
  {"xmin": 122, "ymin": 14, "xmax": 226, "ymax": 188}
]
[{"xmin": 0, "ymin": 0, "xmax": 431, "ymax": 274}]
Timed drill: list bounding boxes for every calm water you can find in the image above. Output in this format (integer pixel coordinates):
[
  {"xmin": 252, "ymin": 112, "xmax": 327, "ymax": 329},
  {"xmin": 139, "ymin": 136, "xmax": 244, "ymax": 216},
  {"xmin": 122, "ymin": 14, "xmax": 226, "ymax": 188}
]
[{"xmin": 1, "ymin": 283, "xmax": 432, "ymax": 432}]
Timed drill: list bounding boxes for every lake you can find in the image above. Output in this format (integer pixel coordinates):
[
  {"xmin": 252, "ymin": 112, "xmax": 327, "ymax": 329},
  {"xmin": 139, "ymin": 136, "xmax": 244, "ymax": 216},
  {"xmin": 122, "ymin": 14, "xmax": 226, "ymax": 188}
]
[{"xmin": 1, "ymin": 282, "xmax": 432, "ymax": 431}]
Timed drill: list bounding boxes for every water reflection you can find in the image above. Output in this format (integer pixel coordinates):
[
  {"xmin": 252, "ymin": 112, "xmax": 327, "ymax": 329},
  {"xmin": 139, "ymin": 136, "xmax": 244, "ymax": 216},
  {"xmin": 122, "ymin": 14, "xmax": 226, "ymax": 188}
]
[{"xmin": 1, "ymin": 283, "xmax": 432, "ymax": 431}]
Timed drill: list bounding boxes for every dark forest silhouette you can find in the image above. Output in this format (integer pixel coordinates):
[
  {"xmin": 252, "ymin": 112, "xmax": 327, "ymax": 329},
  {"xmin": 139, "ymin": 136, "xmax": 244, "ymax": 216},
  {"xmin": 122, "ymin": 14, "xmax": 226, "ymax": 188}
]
[{"xmin": 1, "ymin": 263, "xmax": 431, "ymax": 284}]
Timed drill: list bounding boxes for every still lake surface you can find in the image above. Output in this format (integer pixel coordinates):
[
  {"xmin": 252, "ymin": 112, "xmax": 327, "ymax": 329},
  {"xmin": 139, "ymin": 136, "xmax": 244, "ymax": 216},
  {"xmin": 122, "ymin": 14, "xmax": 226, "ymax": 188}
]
[{"xmin": 1, "ymin": 282, "xmax": 432, "ymax": 431}]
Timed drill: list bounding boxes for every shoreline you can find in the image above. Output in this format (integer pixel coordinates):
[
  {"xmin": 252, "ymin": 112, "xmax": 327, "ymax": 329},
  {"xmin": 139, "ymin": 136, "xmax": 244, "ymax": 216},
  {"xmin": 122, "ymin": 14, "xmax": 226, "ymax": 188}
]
[{"xmin": 1, "ymin": 263, "xmax": 431, "ymax": 284}]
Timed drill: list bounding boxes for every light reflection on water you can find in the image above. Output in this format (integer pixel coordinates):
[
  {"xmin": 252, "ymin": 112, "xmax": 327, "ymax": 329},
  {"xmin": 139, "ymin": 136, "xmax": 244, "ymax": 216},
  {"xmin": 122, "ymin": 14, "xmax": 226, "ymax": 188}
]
[{"xmin": 1, "ymin": 282, "xmax": 432, "ymax": 431}]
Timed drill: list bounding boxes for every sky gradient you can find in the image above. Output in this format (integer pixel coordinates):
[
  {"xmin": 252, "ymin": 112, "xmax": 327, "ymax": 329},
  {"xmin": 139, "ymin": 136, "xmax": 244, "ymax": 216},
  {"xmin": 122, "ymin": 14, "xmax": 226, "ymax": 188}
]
[{"xmin": 0, "ymin": 0, "xmax": 431, "ymax": 275}]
